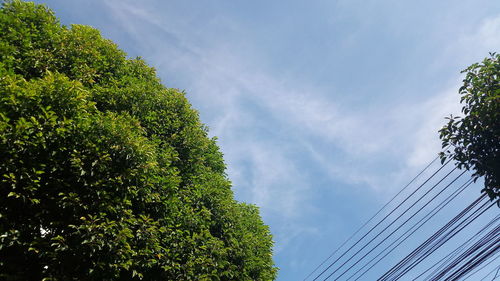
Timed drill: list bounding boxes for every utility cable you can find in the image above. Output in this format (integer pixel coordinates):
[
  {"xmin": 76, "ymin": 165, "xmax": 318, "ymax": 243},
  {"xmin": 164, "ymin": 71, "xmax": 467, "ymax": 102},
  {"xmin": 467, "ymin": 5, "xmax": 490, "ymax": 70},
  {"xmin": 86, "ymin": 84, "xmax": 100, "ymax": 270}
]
[
  {"xmin": 462, "ymin": 253, "xmax": 500, "ymax": 280},
  {"xmin": 444, "ymin": 236, "xmax": 500, "ymax": 280},
  {"xmin": 493, "ymin": 266, "xmax": 500, "ymax": 280},
  {"xmin": 385, "ymin": 197, "xmax": 492, "ymax": 281},
  {"xmin": 378, "ymin": 193, "xmax": 487, "ymax": 280},
  {"xmin": 442, "ymin": 230, "xmax": 500, "ymax": 280},
  {"xmin": 312, "ymin": 159, "xmax": 452, "ymax": 281},
  {"xmin": 302, "ymin": 155, "xmax": 442, "ymax": 281},
  {"xmin": 318, "ymin": 165, "xmax": 457, "ymax": 280},
  {"xmin": 418, "ymin": 214, "xmax": 500, "ymax": 281},
  {"xmin": 429, "ymin": 224, "xmax": 500, "ymax": 280},
  {"xmin": 478, "ymin": 265, "xmax": 500, "ymax": 281},
  {"xmin": 348, "ymin": 178, "xmax": 474, "ymax": 281},
  {"xmin": 492, "ymin": 266, "xmax": 500, "ymax": 281},
  {"xmin": 463, "ymin": 255, "xmax": 500, "ymax": 281},
  {"xmin": 381, "ymin": 195, "xmax": 493, "ymax": 281},
  {"xmin": 398, "ymin": 199, "xmax": 495, "ymax": 281},
  {"xmin": 328, "ymin": 170, "xmax": 466, "ymax": 281}
]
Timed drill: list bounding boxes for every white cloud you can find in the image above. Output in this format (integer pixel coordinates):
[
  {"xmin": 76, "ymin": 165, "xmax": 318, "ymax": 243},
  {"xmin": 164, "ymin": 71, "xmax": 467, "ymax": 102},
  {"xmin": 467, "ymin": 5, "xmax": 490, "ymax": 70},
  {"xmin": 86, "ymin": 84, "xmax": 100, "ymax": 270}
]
[
  {"xmin": 102, "ymin": 0, "xmax": 434, "ymax": 203},
  {"xmin": 406, "ymin": 13, "xmax": 500, "ymax": 167},
  {"xmin": 100, "ymin": 1, "xmax": 500, "ymax": 255},
  {"xmin": 102, "ymin": 0, "xmax": 319, "ymax": 249},
  {"xmin": 406, "ymin": 86, "xmax": 461, "ymax": 167},
  {"xmin": 473, "ymin": 15, "xmax": 500, "ymax": 53}
]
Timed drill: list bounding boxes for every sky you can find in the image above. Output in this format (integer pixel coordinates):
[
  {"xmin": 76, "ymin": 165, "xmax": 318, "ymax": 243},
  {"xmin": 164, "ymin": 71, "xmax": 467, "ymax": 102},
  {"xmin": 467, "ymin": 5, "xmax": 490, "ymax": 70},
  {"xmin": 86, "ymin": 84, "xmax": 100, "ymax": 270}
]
[{"xmin": 32, "ymin": 0, "xmax": 500, "ymax": 280}]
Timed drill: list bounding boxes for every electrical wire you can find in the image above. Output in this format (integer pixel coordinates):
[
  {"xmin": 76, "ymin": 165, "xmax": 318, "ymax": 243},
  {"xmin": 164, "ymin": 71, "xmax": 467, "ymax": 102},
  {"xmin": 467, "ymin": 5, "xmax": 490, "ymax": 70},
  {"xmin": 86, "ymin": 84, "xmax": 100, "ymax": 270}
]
[
  {"xmin": 444, "ymin": 236, "xmax": 500, "ymax": 280},
  {"xmin": 304, "ymin": 149, "xmax": 499, "ymax": 281},
  {"xmin": 378, "ymin": 193, "xmax": 487, "ymax": 280},
  {"xmin": 327, "ymin": 170, "xmax": 466, "ymax": 281},
  {"xmin": 401, "ymin": 199, "xmax": 495, "ymax": 281},
  {"xmin": 491, "ymin": 266, "xmax": 500, "ymax": 281},
  {"xmin": 312, "ymin": 159, "xmax": 453, "ymax": 280},
  {"xmin": 418, "ymin": 214, "xmax": 500, "ymax": 281},
  {"xmin": 347, "ymin": 178, "xmax": 475, "ymax": 281},
  {"xmin": 385, "ymin": 198, "xmax": 492, "ymax": 281},
  {"xmin": 380, "ymin": 195, "xmax": 494, "ymax": 281},
  {"xmin": 478, "ymin": 265, "xmax": 500, "ymax": 281},
  {"xmin": 462, "ymin": 253, "xmax": 500, "ymax": 280},
  {"xmin": 428, "ymin": 223, "xmax": 500, "ymax": 280},
  {"xmin": 302, "ymin": 155, "xmax": 442, "ymax": 281},
  {"xmin": 318, "ymin": 165, "xmax": 457, "ymax": 280}
]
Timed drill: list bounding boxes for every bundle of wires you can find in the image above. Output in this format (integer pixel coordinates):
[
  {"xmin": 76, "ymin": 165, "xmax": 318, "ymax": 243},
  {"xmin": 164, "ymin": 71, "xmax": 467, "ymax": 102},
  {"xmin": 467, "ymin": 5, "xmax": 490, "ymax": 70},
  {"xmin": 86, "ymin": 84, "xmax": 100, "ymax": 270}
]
[
  {"xmin": 379, "ymin": 193, "xmax": 497, "ymax": 281},
  {"xmin": 303, "ymin": 152, "xmax": 499, "ymax": 281}
]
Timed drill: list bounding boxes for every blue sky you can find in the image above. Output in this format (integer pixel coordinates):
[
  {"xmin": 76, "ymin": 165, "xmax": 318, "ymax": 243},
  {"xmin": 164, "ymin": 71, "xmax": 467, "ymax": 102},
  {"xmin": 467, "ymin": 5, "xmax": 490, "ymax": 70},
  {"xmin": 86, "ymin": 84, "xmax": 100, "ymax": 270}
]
[{"xmin": 32, "ymin": 0, "xmax": 500, "ymax": 280}]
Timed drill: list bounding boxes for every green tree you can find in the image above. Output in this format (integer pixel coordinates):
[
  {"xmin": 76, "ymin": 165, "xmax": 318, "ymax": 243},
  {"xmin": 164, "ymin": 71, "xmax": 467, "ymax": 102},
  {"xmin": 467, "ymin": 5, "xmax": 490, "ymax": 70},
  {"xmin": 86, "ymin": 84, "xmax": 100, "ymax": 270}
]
[
  {"xmin": 0, "ymin": 1, "xmax": 277, "ymax": 280},
  {"xmin": 439, "ymin": 53, "xmax": 500, "ymax": 204}
]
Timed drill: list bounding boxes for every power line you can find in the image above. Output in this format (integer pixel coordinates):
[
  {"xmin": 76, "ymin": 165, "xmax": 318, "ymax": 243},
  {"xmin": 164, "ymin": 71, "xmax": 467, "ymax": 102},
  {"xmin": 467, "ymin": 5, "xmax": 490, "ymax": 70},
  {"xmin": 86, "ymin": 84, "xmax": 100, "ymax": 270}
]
[
  {"xmin": 305, "ymin": 149, "xmax": 499, "ymax": 281},
  {"xmin": 377, "ymin": 193, "xmax": 487, "ymax": 280},
  {"xmin": 311, "ymin": 160, "xmax": 453, "ymax": 281},
  {"xmin": 483, "ymin": 265, "xmax": 500, "ymax": 281},
  {"xmin": 379, "ymin": 195, "xmax": 495, "ymax": 281},
  {"xmin": 441, "ymin": 222, "xmax": 499, "ymax": 280},
  {"xmin": 348, "ymin": 178, "xmax": 475, "ymax": 281},
  {"xmin": 462, "ymin": 253, "xmax": 500, "ymax": 280},
  {"xmin": 302, "ymin": 155, "xmax": 441, "ymax": 281},
  {"xmin": 476, "ymin": 264, "xmax": 500, "ymax": 281},
  {"xmin": 417, "ymin": 214, "xmax": 500, "ymax": 281},
  {"xmin": 402, "ymin": 199, "xmax": 496, "ymax": 281},
  {"xmin": 442, "ymin": 235, "xmax": 500, "ymax": 280},
  {"xmin": 327, "ymin": 170, "xmax": 466, "ymax": 281},
  {"xmin": 384, "ymin": 197, "xmax": 492, "ymax": 281},
  {"xmin": 491, "ymin": 266, "xmax": 500, "ymax": 281},
  {"xmin": 320, "ymin": 166, "xmax": 458, "ymax": 280},
  {"xmin": 427, "ymin": 223, "xmax": 500, "ymax": 280},
  {"xmin": 493, "ymin": 266, "xmax": 500, "ymax": 280}
]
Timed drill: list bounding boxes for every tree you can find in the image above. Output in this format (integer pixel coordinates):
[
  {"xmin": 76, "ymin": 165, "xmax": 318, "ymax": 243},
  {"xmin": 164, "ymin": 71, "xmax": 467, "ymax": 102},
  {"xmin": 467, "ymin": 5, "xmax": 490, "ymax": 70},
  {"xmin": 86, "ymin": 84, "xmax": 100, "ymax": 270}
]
[
  {"xmin": 0, "ymin": 1, "xmax": 277, "ymax": 280},
  {"xmin": 439, "ymin": 53, "xmax": 500, "ymax": 204}
]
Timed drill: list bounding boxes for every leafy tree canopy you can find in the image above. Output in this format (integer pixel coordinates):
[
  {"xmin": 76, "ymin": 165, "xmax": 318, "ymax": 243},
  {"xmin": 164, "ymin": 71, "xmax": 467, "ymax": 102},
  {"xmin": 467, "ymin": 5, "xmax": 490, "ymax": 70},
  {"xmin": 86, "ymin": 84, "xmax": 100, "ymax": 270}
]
[
  {"xmin": 439, "ymin": 53, "xmax": 500, "ymax": 204},
  {"xmin": 0, "ymin": 1, "xmax": 277, "ymax": 280}
]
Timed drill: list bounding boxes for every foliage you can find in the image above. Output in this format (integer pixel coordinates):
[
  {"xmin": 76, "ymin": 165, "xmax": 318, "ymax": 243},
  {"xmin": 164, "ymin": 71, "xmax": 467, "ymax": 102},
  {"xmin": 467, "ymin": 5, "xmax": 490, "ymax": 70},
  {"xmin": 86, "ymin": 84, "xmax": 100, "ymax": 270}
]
[
  {"xmin": 439, "ymin": 53, "xmax": 500, "ymax": 204},
  {"xmin": 0, "ymin": 1, "xmax": 277, "ymax": 280}
]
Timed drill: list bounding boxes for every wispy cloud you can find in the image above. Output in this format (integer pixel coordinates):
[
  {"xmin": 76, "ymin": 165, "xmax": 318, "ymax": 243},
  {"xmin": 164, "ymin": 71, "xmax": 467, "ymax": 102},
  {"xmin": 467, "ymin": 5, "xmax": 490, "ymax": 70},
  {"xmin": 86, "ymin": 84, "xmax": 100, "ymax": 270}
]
[
  {"xmin": 102, "ymin": 0, "xmax": 320, "ymax": 250},
  {"xmin": 101, "ymin": 0, "xmax": 500, "ymax": 258}
]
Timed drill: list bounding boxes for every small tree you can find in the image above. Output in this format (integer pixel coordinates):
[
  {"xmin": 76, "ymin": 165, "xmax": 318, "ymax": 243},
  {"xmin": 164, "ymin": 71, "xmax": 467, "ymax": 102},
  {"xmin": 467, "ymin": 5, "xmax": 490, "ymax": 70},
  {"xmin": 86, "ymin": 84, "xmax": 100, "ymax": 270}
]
[{"xmin": 439, "ymin": 53, "xmax": 500, "ymax": 204}]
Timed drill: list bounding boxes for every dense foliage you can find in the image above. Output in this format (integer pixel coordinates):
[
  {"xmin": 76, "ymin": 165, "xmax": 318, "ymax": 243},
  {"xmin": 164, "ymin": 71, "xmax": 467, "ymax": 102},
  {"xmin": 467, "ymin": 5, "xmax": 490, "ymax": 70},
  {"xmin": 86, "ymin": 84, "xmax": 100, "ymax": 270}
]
[
  {"xmin": 0, "ymin": 1, "xmax": 277, "ymax": 280},
  {"xmin": 439, "ymin": 53, "xmax": 500, "ymax": 204}
]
